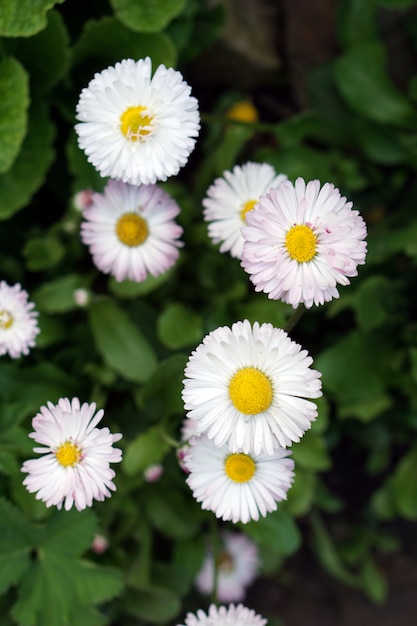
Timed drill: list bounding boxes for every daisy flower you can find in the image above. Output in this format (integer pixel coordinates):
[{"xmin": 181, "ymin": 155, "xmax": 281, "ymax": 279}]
[
  {"xmin": 0, "ymin": 281, "xmax": 39, "ymax": 359},
  {"xmin": 80, "ymin": 178, "xmax": 183, "ymax": 282},
  {"xmin": 178, "ymin": 603, "xmax": 267, "ymax": 626},
  {"xmin": 182, "ymin": 320, "xmax": 322, "ymax": 454},
  {"xmin": 185, "ymin": 435, "xmax": 294, "ymax": 524},
  {"xmin": 75, "ymin": 57, "xmax": 200, "ymax": 186},
  {"xmin": 203, "ymin": 162, "xmax": 287, "ymax": 259},
  {"xmin": 196, "ymin": 531, "xmax": 259, "ymax": 602},
  {"xmin": 21, "ymin": 397, "xmax": 122, "ymax": 511},
  {"xmin": 241, "ymin": 177, "xmax": 367, "ymax": 308}
]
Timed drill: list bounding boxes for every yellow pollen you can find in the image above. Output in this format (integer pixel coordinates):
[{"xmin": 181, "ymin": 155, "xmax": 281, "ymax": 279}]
[
  {"xmin": 225, "ymin": 453, "xmax": 256, "ymax": 483},
  {"xmin": 116, "ymin": 212, "xmax": 148, "ymax": 247},
  {"xmin": 285, "ymin": 224, "xmax": 317, "ymax": 263},
  {"xmin": 0, "ymin": 310, "xmax": 13, "ymax": 329},
  {"xmin": 226, "ymin": 101, "xmax": 259, "ymax": 123},
  {"xmin": 229, "ymin": 367, "xmax": 273, "ymax": 415},
  {"xmin": 240, "ymin": 199, "xmax": 257, "ymax": 222},
  {"xmin": 120, "ymin": 105, "xmax": 154, "ymax": 141},
  {"xmin": 55, "ymin": 441, "xmax": 81, "ymax": 467}
]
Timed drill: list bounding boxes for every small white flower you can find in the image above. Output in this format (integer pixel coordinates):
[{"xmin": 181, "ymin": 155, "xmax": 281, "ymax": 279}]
[
  {"xmin": 203, "ymin": 162, "xmax": 287, "ymax": 259},
  {"xmin": 196, "ymin": 531, "xmax": 259, "ymax": 602},
  {"xmin": 0, "ymin": 281, "xmax": 39, "ymax": 358},
  {"xmin": 81, "ymin": 178, "xmax": 183, "ymax": 282},
  {"xmin": 241, "ymin": 177, "xmax": 367, "ymax": 308},
  {"xmin": 75, "ymin": 57, "xmax": 200, "ymax": 185},
  {"xmin": 21, "ymin": 397, "xmax": 122, "ymax": 511},
  {"xmin": 185, "ymin": 435, "xmax": 294, "ymax": 524},
  {"xmin": 73, "ymin": 288, "xmax": 90, "ymax": 307},
  {"xmin": 182, "ymin": 320, "xmax": 322, "ymax": 454},
  {"xmin": 178, "ymin": 603, "xmax": 267, "ymax": 626}
]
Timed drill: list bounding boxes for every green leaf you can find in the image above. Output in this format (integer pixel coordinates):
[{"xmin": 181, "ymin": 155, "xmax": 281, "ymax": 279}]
[
  {"xmin": 391, "ymin": 446, "xmax": 417, "ymax": 519},
  {"xmin": 334, "ymin": 41, "xmax": 417, "ymax": 127},
  {"xmin": 157, "ymin": 303, "xmax": 203, "ymax": 349},
  {"xmin": 0, "ymin": 101, "xmax": 55, "ymax": 219},
  {"xmin": 0, "ymin": 0, "xmax": 64, "ymax": 37},
  {"xmin": 108, "ymin": 268, "xmax": 175, "ymax": 298},
  {"xmin": 125, "ymin": 585, "xmax": 180, "ymax": 623},
  {"xmin": 135, "ymin": 354, "xmax": 188, "ymax": 419},
  {"xmin": 145, "ymin": 488, "xmax": 200, "ymax": 540},
  {"xmin": 72, "ymin": 17, "xmax": 177, "ymax": 69},
  {"xmin": 23, "ymin": 236, "xmax": 65, "ymax": 271},
  {"xmin": 359, "ymin": 555, "xmax": 388, "ymax": 604},
  {"xmin": 337, "ymin": 0, "xmax": 377, "ymax": 47},
  {"xmin": 40, "ymin": 508, "xmax": 97, "ymax": 557},
  {"xmin": 285, "ymin": 468, "xmax": 317, "ymax": 517},
  {"xmin": 353, "ymin": 275, "xmax": 399, "ymax": 331},
  {"xmin": 292, "ymin": 432, "xmax": 331, "ymax": 471},
  {"xmin": 0, "ymin": 498, "xmax": 36, "ymax": 594},
  {"xmin": 89, "ymin": 298, "xmax": 158, "ymax": 383},
  {"xmin": 110, "ymin": 0, "xmax": 186, "ymax": 33},
  {"xmin": 5, "ymin": 10, "xmax": 70, "ymax": 93},
  {"xmin": 33, "ymin": 274, "xmax": 90, "ymax": 314},
  {"xmin": 243, "ymin": 508, "xmax": 301, "ymax": 558},
  {"xmin": 0, "ymin": 57, "xmax": 29, "ymax": 173},
  {"xmin": 310, "ymin": 512, "xmax": 358, "ymax": 587},
  {"xmin": 123, "ymin": 426, "xmax": 170, "ymax": 476}
]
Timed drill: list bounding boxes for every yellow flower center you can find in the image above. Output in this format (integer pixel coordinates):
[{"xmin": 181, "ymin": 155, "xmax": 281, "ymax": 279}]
[
  {"xmin": 116, "ymin": 212, "xmax": 148, "ymax": 247},
  {"xmin": 0, "ymin": 310, "xmax": 13, "ymax": 329},
  {"xmin": 225, "ymin": 453, "xmax": 256, "ymax": 483},
  {"xmin": 120, "ymin": 105, "xmax": 155, "ymax": 141},
  {"xmin": 285, "ymin": 224, "xmax": 317, "ymax": 263},
  {"xmin": 240, "ymin": 199, "xmax": 257, "ymax": 222},
  {"xmin": 229, "ymin": 367, "xmax": 273, "ymax": 415},
  {"xmin": 55, "ymin": 441, "xmax": 81, "ymax": 467},
  {"xmin": 226, "ymin": 101, "xmax": 259, "ymax": 123}
]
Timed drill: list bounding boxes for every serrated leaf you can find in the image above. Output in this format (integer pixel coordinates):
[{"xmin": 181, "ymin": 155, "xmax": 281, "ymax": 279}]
[
  {"xmin": 110, "ymin": 0, "xmax": 186, "ymax": 33},
  {"xmin": 89, "ymin": 298, "xmax": 158, "ymax": 383},
  {"xmin": 41, "ymin": 508, "xmax": 97, "ymax": 557},
  {"xmin": 0, "ymin": 0, "xmax": 64, "ymax": 37},
  {"xmin": 0, "ymin": 101, "xmax": 55, "ymax": 219},
  {"xmin": 334, "ymin": 41, "xmax": 417, "ymax": 127},
  {"xmin": 73, "ymin": 560, "xmax": 124, "ymax": 605},
  {"xmin": 123, "ymin": 426, "xmax": 170, "ymax": 476},
  {"xmin": 72, "ymin": 17, "xmax": 177, "ymax": 69},
  {"xmin": 157, "ymin": 303, "xmax": 203, "ymax": 349},
  {"xmin": 0, "ymin": 56, "xmax": 29, "ymax": 173}
]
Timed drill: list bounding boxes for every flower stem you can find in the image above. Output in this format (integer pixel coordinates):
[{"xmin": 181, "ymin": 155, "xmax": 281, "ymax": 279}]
[{"xmin": 284, "ymin": 304, "xmax": 306, "ymax": 334}]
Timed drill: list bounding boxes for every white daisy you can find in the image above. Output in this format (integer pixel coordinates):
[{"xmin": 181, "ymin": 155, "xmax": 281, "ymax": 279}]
[
  {"xmin": 21, "ymin": 397, "xmax": 122, "ymax": 511},
  {"xmin": 80, "ymin": 178, "xmax": 183, "ymax": 282},
  {"xmin": 203, "ymin": 162, "xmax": 287, "ymax": 259},
  {"xmin": 75, "ymin": 57, "xmax": 200, "ymax": 186},
  {"xmin": 0, "ymin": 281, "xmax": 39, "ymax": 359},
  {"xmin": 196, "ymin": 531, "xmax": 259, "ymax": 602},
  {"xmin": 178, "ymin": 604, "xmax": 267, "ymax": 626},
  {"xmin": 185, "ymin": 435, "xmax": 294, "ymax": 524},
  {"xmin": 241, "ymin": 177, "xmax": 367, "ymax": 308},
  {"xmin": 182, "ymin": 320, "xmax": 322, "ymax": 454}
]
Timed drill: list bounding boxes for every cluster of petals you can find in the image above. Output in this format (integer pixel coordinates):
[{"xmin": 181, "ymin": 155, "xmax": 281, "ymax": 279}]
[
  {"xmin": 21, "ymin": 397, "xmax": 122, "ymax": 511},
  {"xmin": 0, "ymin": 281, "xmax": 39, "ymax": 359},
  {"xmin": 241, "ymin": 177, "xmax": 367, "ymax": 308},
  {"xmin": 80, "ymin": 178, "xmax": 183, "ymax": 283},
  {"xmin": 75, "ymin": 57, "xmax": 200, "ymax": 186},
  {"xmin": 203, "ymin": 161, "xmax": 287, "ymax": 259},
  {"xmin": 178, "ymin": 603, "xmax": 267, "ymax": 626},
  {"xmin": 185, "ymin": 435, "xmax": 294, "ymax": 524},
  {"xmin": 196, "ymin": 531, "xmax": 259, "ymax": 601},
  {"xmin": 182, "ymin": 319, "xmax": 322, "ymax": 455}
]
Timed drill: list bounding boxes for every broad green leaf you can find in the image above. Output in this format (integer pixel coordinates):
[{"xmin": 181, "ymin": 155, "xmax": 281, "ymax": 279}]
[
  {"xmin": 310, "ymin": 512, "xmax": 358, "ymax": 587},
  {"xmin": 157, "ymin": 303, "xmax": 203, "ymax": 349},
  {"xmin": 123, "ymin": 426, "xmax": 170, "ymax": 476},
  {"xmin": 243, "ymin": 508, "xmax": 301, "ymax": 557},
  {"xmin": 0, "ymin": 498, "xmax": 36, "ymax": 594},
  {"xmin": 72, "ymin": 17, "xmax": 177, "ymax": 69},
  {"xmin": 334, "ymin": 41, "xmax": 417, "ymax": 127},
  {"xmin": 391, "ymin": 445, "xmax": 417, "ymax": 519},
  {"xmin": 41, "ymin": 508, "xmax": 97, "ymax": 557},
  {"xmin": 0, "ymin": 101, "xmax": 55, "ymax": 219},
  {"xmin": 33, "ymin": 274, "xmax": 90, "ymax": 314},
  {"xmin": 285, "ymin": 468, "xmax": 316, "ymax": 517},
  {"xmin": 0, "ymin": 56, "xmax": 29, "ymax": 173},
  {"xmin": 337, "ymin": 0, "xmax": 377, "ymax": 47},
  {"xmin": 110, "ymin": 0, "xmax": 186, "ymax": 33},
  {"xmin": 354, "ymin": 275, "xmax": 399, "ymax": 331},
  {"xmin": 0, "ymin": 0, "xmax": 64, "ymax": 37},
  {"xmin": 145, "ymin": 488, "xmax": 200, "ymax": 540},
  {"xmin": 5, "ymin": 10, "xmax": 70, "ymax": 93},
  {"xmin": 89, "ymin": 298, "xmax": 157, "ymax": 383},
  {"xmin": 125, "ymin": 585, "xmax": 180, "ymax": 623},
  {"xmin": 292, "ymin": 432, "xmax": 331, "ymax": 471},
  {"xmin": 135, "ymin": 354, "xmax": 188, "ymax": 419},
  {"xmin": 73, "ymin": 560, "xmax": 123, "ymax": 605},
  {"xmin": 23, "ymin": 235, "xmax": 65, "ymax": 271},
  {"xmin": 360, "ymin": 555, "xmax": 388, "ymax": 604}
]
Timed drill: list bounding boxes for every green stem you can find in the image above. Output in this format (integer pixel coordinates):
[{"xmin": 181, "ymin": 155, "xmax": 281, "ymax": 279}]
[{"xmin": 284, "ymin": 303, "xmax": 306, "ymax": 334}]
